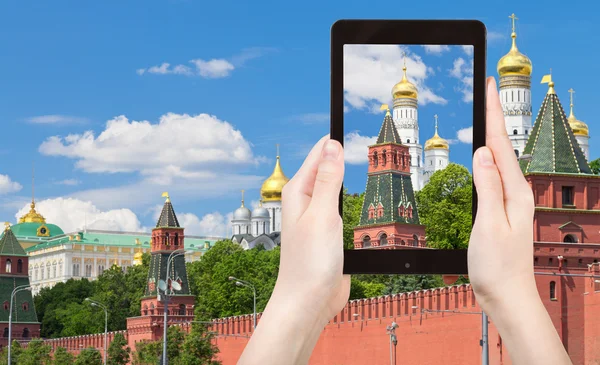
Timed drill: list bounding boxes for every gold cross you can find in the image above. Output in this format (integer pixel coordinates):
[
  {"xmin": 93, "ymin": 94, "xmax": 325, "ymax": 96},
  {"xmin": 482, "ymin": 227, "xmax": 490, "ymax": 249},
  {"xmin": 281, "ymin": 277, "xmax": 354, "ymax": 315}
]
[
  {"xmin": 509, "ymin": 13, "xmax": 518, "ymax": 33},
  {"xmin": 568, "ymin": 88, "xmax": 575, "ymax": 105},
  {"xmin": 241, "ymin": 189, "xmax": 245, "ymax": 206},
  {"xmin": 402, "ymin": 51, "xmax": 407, "ymax": 68}
]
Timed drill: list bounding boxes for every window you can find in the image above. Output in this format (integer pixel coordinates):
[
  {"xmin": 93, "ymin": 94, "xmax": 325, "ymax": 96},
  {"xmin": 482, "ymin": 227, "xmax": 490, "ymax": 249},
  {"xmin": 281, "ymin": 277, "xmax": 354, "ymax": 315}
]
[
  {"xmin": 143, "ymin": 304, "xmax": 148, "ymax": 316},
  {"xmin": 562, "ymin": 186, "xmax": 574, "ymax": 206},
  {"xmin": 393, "ymin": 152, "xmax": 398, "ymax": 165},
  {"xmin": 380, "ymin": 234, "xmax": 388, "ymax": 246},
  {"xmin": 549, "ymin": 258, "xmax": 553, "ymax": 265},
  {"xmin": 73, "ymin": 263, "xmax": 80, "ymax": 277},
  {"xmin": 513, "ymin": 129, "xmax": 518, "ymax": 135},
  {"xmin": 5, "ymin": 259, "xmax": 11, "ymax": 273},
  {"xmin": 85, "ymin": 264, "xmax": 92, "ymax": 278},
  {"xmin": 52, "ymin": 266, "xmax": 56, "ymax": 278},
  {"xmin": 17, "ymin": 260, "xmax": 23, "ymax": 273},
  {"xmin": 398, "ymin": 206, "xmax": 405, "ymax": 217},
  {"xmin": 550, "ymin": 281, "xmax": 557, "ymax": 300},
  {"xmin": 150, "ymin": 303, "xmax": 155, "ymax": 315},
  {"xmin": 179, "ymin": 304, "xmax": 186, "ymax": 315},
  {"xmin": 165, "ymin": 232, "xmax": 170, "ymax": 246},
  {"xmin": 22, "ymin": 328, "xmax": 30, "ymax": 338},
  {"xmin": 407, "ymin": 139, "xmax": 410, "ymax": 144},
  {"xmin": 22, "ymin": 302, "xmax": 28, "ymax": 311},
  {"xmin": 368, "ymin": 206, "xmax": 375, "ymax": 219},
  {"xmin": 47, "ymin": 267, "xmax": 50, "ymax": 279},
  {"xmin": 412, "ymin": 234, "xmax": 419, "ymax": 247},
  {"xmin": 563, "ymin": 235, "xmax": 577, "ymax": 243},
  {"xmin": 514, "ymin": 149, "xmax": 519, "ymax": 158},
  {"xmin": 34, "ymin": 269, "xmax": 38, "ymax": 281},
  {"xmin": 382, "ymin": 150, "xmax": 387, "ymax": 166},
  {"xmin": 3, "ymin": 301, "xmax": 8, "ymax": 311},
  {"xmin": 579, "ymin": 259, "xmax": 583, "ymax": 266},
  {"xmin": 3, "ymin": 328, "xmax": 8, "ymax": 338},
  {"xmin": 373, "ymin": 151, "xmax": 378, "ymax": 167},
  {"xmin": 525, "ymin": 129, "xmax": 528, "ymax": 135},
  {"xmin": 534, "ymin": 257, "xmax": 538, "ymax": 264},
  {"xmin": 41, "ymin": 267, "xmax": 45, "ymax": 280},
  {"xmin": 401, "ymin": 153, "xmax": 406, "ymax": 167},
  {"xmin": 430, "ymin": 160, "xmax": 432, "ymax": 166},
  {"xmin": 362, "ymin": 236, "xmax": 371, "ymax": 248}
]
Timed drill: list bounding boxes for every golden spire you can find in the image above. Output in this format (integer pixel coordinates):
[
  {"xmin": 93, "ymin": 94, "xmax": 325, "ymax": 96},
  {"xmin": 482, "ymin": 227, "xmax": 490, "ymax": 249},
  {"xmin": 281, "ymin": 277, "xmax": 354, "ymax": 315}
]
[
  {"xmin": 260, "ymin": 144, "xmax": 290, "ymax": 202},
  {"xmin": 391, "ymin": 52, "xmax": 418, "ymax": 100},
  {"xmin": 568, "ymin": 88, "xmax": 576, "ymax": 118},
  {"xmin": 424, "ymin": 114, "xmax": 449, "ymax": 151},
  {"xmin": 161, "ymin": 192, "xmax": 170, "ymax": 203},
  {"xmin": 541, "ymin": 73, "xmax": 555, "ymax": 94},
  {"xmin": 566, "ymin": 87, "xmax": 589, "ymax": 137},
  {"xmin": 497, "ymin": 13, "xmax": 532, "ymax": 77},
  {"xmin": 18, "ymin": 162, "xmax": 46, "ymax": 224}
]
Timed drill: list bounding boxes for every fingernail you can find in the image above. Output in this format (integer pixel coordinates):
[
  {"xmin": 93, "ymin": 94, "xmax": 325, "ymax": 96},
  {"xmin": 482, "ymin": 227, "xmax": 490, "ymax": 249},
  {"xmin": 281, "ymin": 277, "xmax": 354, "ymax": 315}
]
[
  {"xmin": 478, "ymin": 147, "xmax": 494, "ymax": 166},
  {"xmin": 322, "ymin": 140, "xmax": 340, "ymax": 160}
]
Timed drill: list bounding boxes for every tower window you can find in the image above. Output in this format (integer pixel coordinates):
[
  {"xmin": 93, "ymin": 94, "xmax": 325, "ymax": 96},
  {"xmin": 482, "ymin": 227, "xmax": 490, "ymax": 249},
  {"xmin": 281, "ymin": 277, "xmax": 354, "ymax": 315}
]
[
  {"xmin": 22, "ymin": 328, "xmax": 30, "ymax": 339},
  {"xmin": 513, "ymin": 129, "xmax": 518, "ymax": 135},
  {"xmin": 550, "ymin": 281, "xmax": 556, "ymax": 300},
  {"xmin": 412, "ymin": 234, "xmax": 419, "ymax": 247},
  {"xmin": 22, "ymin": 302, "xmax": 28, "ymax": 311},
  {"xmin": 525, "ymin": 129, "xmax": 528, "ymax": 135},
  {"xmin": 407, "ymin": 139, "xmax": 410, "ymax": 144},
  {"xmin": 17, "ymin": 259, "xmax": 23, "ymax": 273},
  {"xmin": 3, "ymin": 328, "xmax": 8, "ymax": 338},
  {"xmin": 179, "ymin": 304, "xmax": 186, "ymax": 315},
  {"xmin": 5, "ymin": 259, "xmax": 11, "ymax": 274},
  {"xmin": 3, "ymin": 301, "xmax": 8, "ymax": 311},
  {"xmin": 382, "ymin": 150, "xmax": 387, "ymax": 166},
  {"xmin": 562, "ymin": 186, "xmax": 574, "ymax": 206},
  {"xmin": 393, "ymin": 152, "xmax": 398, "ymax": 165},
  {"xmin": 563, "ymin": 234, "xmax": 577, "ymax": 243},
  {"xmin": 362, "ymin": 236, "xmax": 371, "ymax": 248},
  {"xmin": 373, "ymin": 151, "xmax": 378, "ymax": 167}
]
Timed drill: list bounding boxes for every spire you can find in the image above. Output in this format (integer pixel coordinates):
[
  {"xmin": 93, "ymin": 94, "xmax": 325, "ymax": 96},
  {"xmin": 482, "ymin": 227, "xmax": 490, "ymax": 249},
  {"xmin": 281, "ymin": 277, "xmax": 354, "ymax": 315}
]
[
  {"xmin": 541, "ymin": 71, "xmax": 555, "ymax": 94},
  {"xmin": 156, "ymin": 192, "xmax": 180, "ymax": 228},
  {"xmin": 376, "ymin": 104, "xmax": 402, "ymax": 144},
  {"xmin": 497, "ymin": 13, "xmax": 532, "ymax": 78},
  {"xmin": 18, "ymin": 163, "xmax": 46, "ymax": 224},
  {"xmin": 520, "ymin": 76, "xmax": 591, "ymax": 174},
  {"xmin": 434, "ymin": 114, "xmax": 439, "ymax": 134},
  {"xmin": 568, "ymin": 88, "xmax": 576, "ymax": 119},
  {"xmin": 241, "ymin": 189, "xmax": 245, "ymax": 207}
]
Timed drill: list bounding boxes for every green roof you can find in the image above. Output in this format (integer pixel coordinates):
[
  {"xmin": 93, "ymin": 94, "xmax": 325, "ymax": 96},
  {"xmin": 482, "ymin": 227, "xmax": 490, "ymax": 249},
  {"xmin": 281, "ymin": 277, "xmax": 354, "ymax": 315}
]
[
  {"xmin": 358, "ymin": 173, "xmax": 420, "ymax": 226},
  {"xmin": 376, "ymin": 111, "xmax": 402, "ymax": 145},
  {"xmin": 156, "ymin": 200, "xmax": 180, "ymax": 228},
  {"xmin": 8, "ymin": 222, "xmax": 64, "ymax": 240},
  {"xmin": 0, "ymin": 276, "xmax": 39, "ymax": 324},
  {"xmin": 0, "ymin": 229, "xmax": 27, "ymax": 256},
  {"xmin": 520, "ymin": 90, "xmax": 591, "ymax": 175}
]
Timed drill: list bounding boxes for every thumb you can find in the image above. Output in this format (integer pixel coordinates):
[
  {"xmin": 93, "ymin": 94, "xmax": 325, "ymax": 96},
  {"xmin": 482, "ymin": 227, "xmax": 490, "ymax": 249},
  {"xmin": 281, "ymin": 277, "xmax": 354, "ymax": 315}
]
[
  {"xmin": 308, "ymin": 139, "xmax": 344, "ymax": 214},
  {"xmin": 472, "ymin": 147, "xmax": 505, "ymax": 225}
]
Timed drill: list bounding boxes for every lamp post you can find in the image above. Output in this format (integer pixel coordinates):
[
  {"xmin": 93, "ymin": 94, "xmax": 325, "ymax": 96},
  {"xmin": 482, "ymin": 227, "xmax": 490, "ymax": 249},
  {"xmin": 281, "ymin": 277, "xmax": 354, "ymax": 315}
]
[
  {"xmin": 8, "ymin": 285, "xmax": 31, "ymax": 364},
  {"xmin": 386, "ymin": 321, "xmax": 398, "ymax": 365},
  {"xmin": 161, "ymin": 249, "xmax": 191, "ymax": 365},
  {"xmin": 85, "ymin": 298, "xmax": 108, "ymax": 365},
  {"xmin": 481, "ymin": 311, "xmax": 489, "ymax": 365},
  {"xmin": 229, "ymin": 276, "xmax": 256, "ymax": 330}
]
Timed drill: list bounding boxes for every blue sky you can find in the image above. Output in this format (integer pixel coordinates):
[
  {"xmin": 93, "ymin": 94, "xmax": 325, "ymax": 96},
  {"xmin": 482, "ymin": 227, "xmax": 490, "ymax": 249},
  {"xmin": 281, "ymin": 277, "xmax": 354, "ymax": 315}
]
[{"xmin": 0, "ymin": 0, "xmax": 596, "ymax": 237}]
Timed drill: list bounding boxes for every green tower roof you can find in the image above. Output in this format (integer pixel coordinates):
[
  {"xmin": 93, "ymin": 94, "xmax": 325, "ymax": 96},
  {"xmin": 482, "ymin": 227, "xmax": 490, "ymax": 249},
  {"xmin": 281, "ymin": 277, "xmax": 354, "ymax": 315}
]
[
  {"xmin": 520, "ymin": 86, "xmax": 591, "ymax": 175},
  {"xmin": 156, "ymin": 198, "xmax": 180, "ymax": 228},
  {"xmin": 0, "ymin": 227, "xmax": 27, "ymax": 257},
  {"xmin": 376, "ymin": 110, "xmax": 402, "ymax": 145}
]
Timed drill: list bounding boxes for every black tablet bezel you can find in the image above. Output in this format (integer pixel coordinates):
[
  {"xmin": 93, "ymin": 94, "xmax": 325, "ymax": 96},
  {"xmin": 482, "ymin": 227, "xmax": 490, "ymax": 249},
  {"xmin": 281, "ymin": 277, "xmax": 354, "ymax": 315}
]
[{"xmin": 331, "ymin": 19, "xmax": 486, "ymax": 275}]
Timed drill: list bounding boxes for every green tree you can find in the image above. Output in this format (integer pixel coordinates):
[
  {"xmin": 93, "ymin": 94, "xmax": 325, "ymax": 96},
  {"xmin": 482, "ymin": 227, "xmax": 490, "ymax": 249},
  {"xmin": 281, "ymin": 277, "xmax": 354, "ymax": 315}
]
[
  {"xmin": 74, "ymin": 348, "xmax": 102, "ymax": 365},
  {"xmin": 0, "ymin": 340, "xmax": 23, "ymax": 365},
  {"xmin": 131, "ymin": 341, "xmax": 161, "ymax": 365},
  {"xmin": 175, "ymin": 323, "xmax": 221, "ymax": 365},
  {"xmin": 342, "ymin": 190, "xmax": 364, "ymax": 249},
  {"xmin": 167, "ymin": 326, "xmax": 186, "ymax": 363},
  {"xmin": 52, "ymin": 347, "xmax": 75, "ymax": 365},
  {"xmin": 107, "ymin": 333, "xmax": 130, "ymax": 365},
  {"xmin": 416, "ymin": 163, "xmax": 472, "ymax": 249},
  {"xmin": 17, "ymin": 339, "xmax": 52, "ymax": 365},
  {"xmin": 590, "ymin": 158, "xmax": 600, "ymax": 174}
]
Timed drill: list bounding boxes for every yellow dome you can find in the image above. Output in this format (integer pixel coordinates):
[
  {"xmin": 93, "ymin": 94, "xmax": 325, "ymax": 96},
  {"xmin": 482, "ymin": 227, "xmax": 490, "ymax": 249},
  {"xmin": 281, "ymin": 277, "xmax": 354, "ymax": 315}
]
[
  {"xmin": 260, "ymin": 156, "xmax": 289, "ymax": 202},
  {"xmin": 568, "ymin": 111, "xmax": 589, "ymax": 137},
  {"xmin": 497, "ymin": 32, "xmax": 532, "ymax": 77},
  {"xmin": 133, "ymin": 251, "xmax": 143, "ymax": 266},
  {"xmin": 424, "ymin": 121, "xmax": 449, "ymax": 151},
  {"xmin": 391, "ymin": 66, "xmax": 418, "ymax": 100},
  {"xmin": 18, "ymin": 202, "xmax": 46, "ymax": 224}
]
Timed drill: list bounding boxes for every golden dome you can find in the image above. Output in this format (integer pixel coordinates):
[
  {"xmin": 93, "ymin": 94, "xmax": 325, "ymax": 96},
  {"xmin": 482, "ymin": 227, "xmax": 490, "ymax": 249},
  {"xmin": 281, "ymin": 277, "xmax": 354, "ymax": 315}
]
[
  {"xmin": 497, "ymin": 29, "xmax": 532, "ymax": 77},
  {"xmin": 133, "ymin": 251, "xmax": 143, "ymax": 266},
  {"xmin": 392, "ymin": 65, "xmax": 418, "ymax": 100},
  {"xmin": 260, "ymin": 155, "xmax": 289, "ymax": 202},
  {"xmin": 424, "ymin": 116, "xmax": 449, "ymax": 151},
  {"xmin": 567, "ymin": 90, "xmax": 589, "ymax": 137},
  {"xmin": 18, "ymin": 201, "xmax": 46, "ymax": 224}
]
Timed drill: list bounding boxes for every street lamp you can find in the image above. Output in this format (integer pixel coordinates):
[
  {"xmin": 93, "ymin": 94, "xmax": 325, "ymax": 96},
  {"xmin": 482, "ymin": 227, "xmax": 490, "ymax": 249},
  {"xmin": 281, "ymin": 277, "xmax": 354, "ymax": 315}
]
[
  {"xmin": 229, "ymin": 276, "xmax": 257, "ymax": 330},
  {"xmin": 85, "ymin": 298, "xmax": 108, "ymax": 365},
  {"xmin": 161, "ymin": 249, "xmax": 192, "ymax": 365},
  {"xmin": 8, "ymin": 285, "xmax": 31, "ymax": 364},
  {"xmin": 386, "ymin": 321, "xmax": 398, "ymax": 365}
]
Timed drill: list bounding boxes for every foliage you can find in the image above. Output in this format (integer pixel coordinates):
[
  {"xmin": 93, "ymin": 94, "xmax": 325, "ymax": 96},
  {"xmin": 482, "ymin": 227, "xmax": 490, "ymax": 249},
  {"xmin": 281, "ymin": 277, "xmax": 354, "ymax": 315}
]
[
  {"xmin": 342, "ymin": 190, "xmax": 364, "ymax": 249},
  {"xmin": 74, "ymin": 348, "xmax": 102, "ymax": 365},
  {"xmin": 590, "ymin": 158, "xmax": 600, "ymax": 174},
  {"xmin": 175, "ymin": 323, "xmax": 221, "ymax": 365},
  {"xmin": 131, "ymin": 341, "xmax": 161, "ymax": 365},
  {"xmin": 350, "ymin": 274, "xmax": 445, "ymax": 299},
  {"xmin": 416, "ymin": 163, "xmax": 472, "ymax": 249},
  {"xmin": 0, "ymin": 340, "xmax": 23, "ymax": 365},
  {"xmin": 16, "ymin": 339, "xmax": 52, "ymax": 365},
  {"xmin": 51, "ymin": 347, "xmax": 75, "ymax": 365},
  {"xmin": 167, "ymin": 326, "xmax": 186, "ymax": 362},
  {"xmin": 107, "ymin": 333, "xmax": 130, "ymax": 365}
]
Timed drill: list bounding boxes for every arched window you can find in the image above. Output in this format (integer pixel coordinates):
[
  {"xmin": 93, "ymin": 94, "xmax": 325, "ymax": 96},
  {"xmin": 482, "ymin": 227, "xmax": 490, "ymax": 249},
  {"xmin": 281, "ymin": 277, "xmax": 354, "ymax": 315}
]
[
  {"xmin": 564, "ymin": 234, "xmax": 577, "ymax": 243},
  {"xmin": 174, "ymin": 233, "xmax": 179, "ymax": 246},
  {"xmin": 401, "ymin": 153, "xmax": 406, "ymax": 167},
  {"xmin": 513, "ymin": 129, "xmax": 518, "ymax": 135},
  {"xmin": 17, "ymin": 260, "xmax": 23, "ymax": 274},
  {"xmin": 143, "ymin": 304, "xmax": 148, "ymax": 316},
  {"xmin": 525, "ymin": 129, "xmax": 528, "ymax": 135},
  {"xmin": 3, "ymin": 328, "xmax": 8, "ymax": 338},
  {"xmin": 393, "ymin": 152, "xmax": 398, "ymax": 165},
  {"xmin": 165, "ymin": 233, "xmax": 170, "ymax": 246},
  {"xmin": 179, "ymin": 304, "xmax": 186, "ymax": 315},
  {"xmin": 362, "ymin": 236, "xmax": 371, "ymax": 248},
  {"xmin": 380, "ymin": 234, "xmax": 388, "ymax": 246},
  {"xmin": 52, "ymin": 266, "xmax": 56, "ymax": 278},
  {"xmin": 514, "ymin": 149, "xmax": 519, "ymax": 157},
  {"xmin": 550, "ymin": 281, "xmax": 556, "ymax": 300},
  {"xmin": 3, "ymin": 301, "xmax": 8, "ymax": 311},
  {"xmin": 412, "ymin": 234, "xmax": 419, "ymax": 247},
  {"xmin": 22, "ymin": 328, "xmax": 30, "ymax": 338},
  {"xmin": 373, "ymin": 151, "xmax": 378, "ymax": 167},
  {"xmin": 22, "ymin": 302, "xmax": 28, "ymax": 311},
  {"xmin": 407, "ymin": 139, "xmax": 411, "ymax": 144},
  {"xmin": 382, "ymin": 150, "xmax": 387, "ymax": 166},
  {"xmin": 150, "ymin": 303, "xmax": 155, "ymax": 315},
  {"xmin": 5, "ymin": 259, "xmax": 11, "ymax": 274}
]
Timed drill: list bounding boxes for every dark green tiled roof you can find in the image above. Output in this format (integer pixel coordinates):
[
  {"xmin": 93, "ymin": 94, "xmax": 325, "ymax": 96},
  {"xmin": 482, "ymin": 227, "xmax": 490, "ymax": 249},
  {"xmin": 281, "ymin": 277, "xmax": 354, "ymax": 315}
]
[
  {"xmin": 520, "ymin": 91, "xmax": 591, "ymax": 175},
  {"xmin": 358, "ymin": 172, "xmax": 420, "ymax": 226},
  {"xmin": 156, "ymin": 201, "xmax": 180, "ymax": 228},
  {"xmin": 0, "ymin": 276, "xmax": 38, "ymax": 323},
  {"xmin": 145, "ymin": 253, "xmax": 191, "ymax": 297},
  {"xmin": 0, "ymin": 228, "xmax": 27, "ymax": 257},
  {"xmin": 376, "ymin": 112, "xmax": 402, "ymax": 145}
]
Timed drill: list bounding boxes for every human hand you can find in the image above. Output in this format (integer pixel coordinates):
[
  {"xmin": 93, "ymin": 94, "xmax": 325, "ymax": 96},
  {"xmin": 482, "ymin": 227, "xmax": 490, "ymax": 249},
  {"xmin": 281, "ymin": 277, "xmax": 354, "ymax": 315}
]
[{"xmin": 468, "ymin": 76, "xmax": 537, "ymax": 313}]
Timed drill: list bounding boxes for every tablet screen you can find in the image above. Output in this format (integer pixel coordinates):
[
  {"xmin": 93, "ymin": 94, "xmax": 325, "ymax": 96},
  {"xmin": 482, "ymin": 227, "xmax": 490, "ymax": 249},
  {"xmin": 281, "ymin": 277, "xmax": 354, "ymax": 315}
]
[{"xmin": 343, "ymin": 44, "xmax": 473, "ymax": 257}]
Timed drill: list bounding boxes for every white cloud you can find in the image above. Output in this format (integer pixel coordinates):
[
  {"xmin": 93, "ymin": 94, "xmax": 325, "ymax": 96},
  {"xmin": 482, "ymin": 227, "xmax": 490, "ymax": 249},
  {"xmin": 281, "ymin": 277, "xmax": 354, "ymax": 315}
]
[
  {"xmin": 26, "ymin": 115, "xmax": 88, "ymax": 125},
  {"xmin": 343, "ymin": 45, "xmax": 447, "ymax": 111},
  {"xmin": 289, "ymin": 113, "xmax": 329, "ymax": 124},
  {"xmin": 488, "ymin": 31, "xmax": 505, "ymax": 42},
  {"xmin": 56, "ymin": 179, "xmax": 80, "ymax": 186},
  {"xmin": 0, "ymin": 175, "xmax": 22, "ymax": 195},
  {"xmin": 449, "ymin": 58, "xmax": 474, "ymax": 103},
  {"xmin": 179, "ymin": 211, "xmax": 233, "ymax": 237},
  {"xmin": 457, "ymin": 126, "xmax": 473, "ymax": 144},
  {"xmin": 423, "ymin": 45, "xmax": 450, "ymax": 55},
  {"xmin": 461, "ymin": 45, "xmax": 474, "ymax": 56},
  {"xmin": 190, "ymin": 59, "xmax": 235, "ymax": 78},
  {"xmin": 344, "ymin": 132, "xmax": 377, "ymax": 164},
  {"xmin": 15, "ymin": 198, "xmax": 146, "ymax": 233}
]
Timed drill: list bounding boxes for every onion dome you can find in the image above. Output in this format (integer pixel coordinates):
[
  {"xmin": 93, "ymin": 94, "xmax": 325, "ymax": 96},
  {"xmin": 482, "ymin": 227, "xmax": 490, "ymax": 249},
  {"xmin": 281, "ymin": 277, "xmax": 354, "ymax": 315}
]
[
  {"xmin": 567, "ymin": 89, "xmax": 589, "ymax": 137},
  {"xmin": 18, "ymin": 201, "xmax": 46, "ymax": 224},
  {"xmin": 424, "ymin": 115, "xmax": 449, "ymax": 151},
  {"xmin": 252, "ymin": 200, "xmax": 270, "ymax": 219},
  {"xmin": 497, "ymin": 14, "xmax": 532, "ymax": 77},
  {"xmin": 233, "ymin": 190, "xmax": 252, "ymax": 220},
  {"xmin": 391, "ymin": 64, "xmax": 418, "ymax": 100},
  {"xmin": 260, "ymin": 148, "xmax": 289, "ymax": 202}
]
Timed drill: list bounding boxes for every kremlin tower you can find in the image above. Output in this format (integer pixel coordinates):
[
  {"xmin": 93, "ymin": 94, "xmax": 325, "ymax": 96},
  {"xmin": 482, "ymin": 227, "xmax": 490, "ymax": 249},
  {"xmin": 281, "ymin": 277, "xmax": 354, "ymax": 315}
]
[
  {"xmin": 497, "ymin": 14, "xmax": 534, "ymax": 157},
  {"xmin": 353, "ymin": 107, "xmax": 426, "ymax": 249}
]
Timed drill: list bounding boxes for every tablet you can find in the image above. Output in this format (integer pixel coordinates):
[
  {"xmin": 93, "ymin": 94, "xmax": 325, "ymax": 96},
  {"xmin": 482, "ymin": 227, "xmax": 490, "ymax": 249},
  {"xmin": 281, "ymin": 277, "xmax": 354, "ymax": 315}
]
[{"xmin": 331, "ymin": 20, "xmax": 486, "ymax": 274}]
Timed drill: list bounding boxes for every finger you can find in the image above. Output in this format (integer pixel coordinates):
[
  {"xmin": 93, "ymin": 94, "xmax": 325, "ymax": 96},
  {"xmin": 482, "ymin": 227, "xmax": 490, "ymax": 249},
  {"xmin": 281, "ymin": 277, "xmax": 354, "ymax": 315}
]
[
  {"xmin": 485, "ymin": 77, "xmax": 532, "ymax": 224},
  {"xmin": 306, "ymin": 139, "xmax": 344, "ymax": 217},
  {"xmin": 472, "ymin": 146, "xmax": 507, "ymax": 228},
  {"xmin": 282, "ymin": 135, "xmax": 330, "ymax": 221}
]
